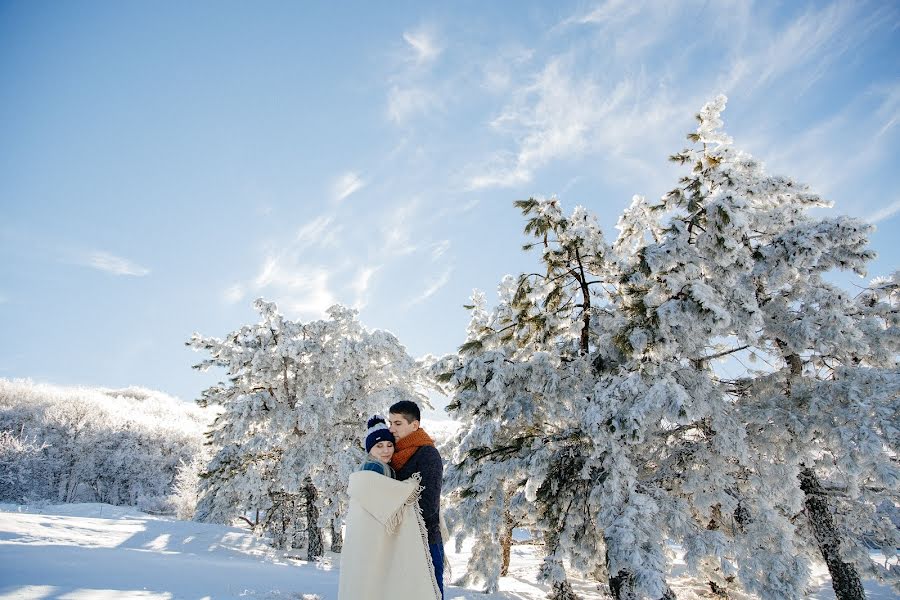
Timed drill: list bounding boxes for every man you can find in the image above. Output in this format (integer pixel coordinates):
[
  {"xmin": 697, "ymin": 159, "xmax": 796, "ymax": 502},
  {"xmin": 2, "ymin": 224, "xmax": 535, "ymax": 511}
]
[{"xmin": 388, "ymin": 400, "xmax": 445, "ymax": 598}]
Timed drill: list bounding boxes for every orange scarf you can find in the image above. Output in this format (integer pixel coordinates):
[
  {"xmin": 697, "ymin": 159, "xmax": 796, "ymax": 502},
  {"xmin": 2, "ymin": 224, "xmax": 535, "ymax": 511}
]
[{"xmin": 390, "ymin": 428, "xmax": 435, "ymax": 472}]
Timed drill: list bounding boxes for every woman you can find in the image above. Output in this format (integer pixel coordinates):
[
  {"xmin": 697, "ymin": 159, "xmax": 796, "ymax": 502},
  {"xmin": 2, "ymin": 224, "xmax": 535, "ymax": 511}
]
[{"xmin": 337, "ymin": 416, "xmax": 442, "ymax": 600}]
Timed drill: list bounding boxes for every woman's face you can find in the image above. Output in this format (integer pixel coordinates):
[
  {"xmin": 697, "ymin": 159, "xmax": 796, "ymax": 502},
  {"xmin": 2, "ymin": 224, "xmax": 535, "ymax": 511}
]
[{"xmin": 370, "ymin": 440, "xmax": 394, "ymax": 463}]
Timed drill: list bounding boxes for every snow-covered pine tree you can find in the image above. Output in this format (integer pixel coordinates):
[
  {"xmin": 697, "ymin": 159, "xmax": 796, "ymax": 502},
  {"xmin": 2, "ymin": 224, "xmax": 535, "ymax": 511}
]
[
  {"xmin": 188, "ymin": 300, "xmax": 424, "ymax": 558},
  {"xmin": 662, "ymin": 96, "xmax": 899, "ymax": 598},
  {"xmin": 435, "ymin": 198, "xmax": 705, "ymax": 600},
  {"xmin": 0, "ymin": 380, "xmax": 206, "ymax": 509},
  {"xmin": 438, "ymin": 96, "xmax": 898, "ymax": 600}
]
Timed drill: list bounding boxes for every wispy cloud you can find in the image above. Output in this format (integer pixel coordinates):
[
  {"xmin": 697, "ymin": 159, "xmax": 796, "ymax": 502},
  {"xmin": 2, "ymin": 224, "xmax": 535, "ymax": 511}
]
[
  {"xmin": 387, "ymin": 85, "xmax": 438, "ymax": 124},
  {"xmin": 332, "ymin": 171, "xmax": 365, "ymax": 202},
  {"xmin": 481, "ymin": 46, "xmax": 534, "ymax": 93},
  {"xmin": 223, "ymin": 283, "xmax": 244, "ymax": 304},
  {"xmin": 467, "ymin": 151, "xmax": 533, "ymax": 190},
  {"xmin": 380, "ymin": 199, "xmax": 420, "ymax": 256},
  {"xmin": 467, "ymin": 0, "xmax": 898, "ymax": 200},
  {"xmin": 231, "ymin": 195, "xmax": 444, "ymax": 318},
  {"xmin": 430, "ymin": 240, "xmax": 450, "ymax": 261},
  {"xmin": 873, "ymin": 81, "xmax": 900, "ymax": 138},
  {"xmin": 719, "ymin": 2, "xmax": 870, "ymax": 98},
  {"xmin": 386, "ymin": 26, "xmax": 445, "ymax": 124},
  {"xmin": 254, "ymin": 257, "xmax": 336, "ymax": 317},
  {"xmin": 403, "ymin": 28, "xmax": 442, "ymax": 65},
  {"xmin": 82, "ymin": 251, "xmax": 150, "ymax": 277},
  {"xmin": 351, "ymin": 264, "xmax": 380, "ymax": 309},
  {"xmin": 750, "ymin": 81, "xmax": 900, "ymax": 199},
  {"xmin": 563, "ymin": 0, "xmax": 646, "ymax": 29},
  {"xmin": 409, "ymin": 267, "xmax": 453, "ymax": 306},
  {"xmin": 295, "ymin": 214, "xmax": 341, "ymax": 249},
  {"xmin": 467, "ymin": 56, "xmax": 683, "ymax": 190},
  {"xmin": 237, "ymin": 213, "xmax": 347, "ymax": 317},
  {"xmin": 867, "ymin": 199, "xmax": 900, "ymax": 225}
]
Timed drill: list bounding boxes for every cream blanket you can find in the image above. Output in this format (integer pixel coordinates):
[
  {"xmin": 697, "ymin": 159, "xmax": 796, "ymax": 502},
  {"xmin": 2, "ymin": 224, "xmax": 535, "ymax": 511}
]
[{"xmin": 338, "ymin": 471, "xmax": 441, "ymax": 600}]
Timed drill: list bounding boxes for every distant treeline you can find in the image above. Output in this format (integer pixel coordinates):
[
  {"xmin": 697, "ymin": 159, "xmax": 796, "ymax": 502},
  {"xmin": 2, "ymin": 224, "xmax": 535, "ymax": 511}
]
[{"xmin": 0, "ymin": 379, "xmax": 210, "ymax": 512}]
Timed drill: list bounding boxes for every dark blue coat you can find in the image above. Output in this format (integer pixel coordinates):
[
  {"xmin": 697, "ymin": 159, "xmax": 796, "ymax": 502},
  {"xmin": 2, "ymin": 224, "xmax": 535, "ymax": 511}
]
[{"xmin": 395, "ymin": 445, "xmax": 443, "ymax": 545}]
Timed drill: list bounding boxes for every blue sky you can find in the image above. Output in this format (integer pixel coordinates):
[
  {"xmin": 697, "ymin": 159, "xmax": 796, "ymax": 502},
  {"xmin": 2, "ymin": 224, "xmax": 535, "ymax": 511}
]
[{"xmin": 1, "ymin": 0, "xmax": 898, "ymax": 403}]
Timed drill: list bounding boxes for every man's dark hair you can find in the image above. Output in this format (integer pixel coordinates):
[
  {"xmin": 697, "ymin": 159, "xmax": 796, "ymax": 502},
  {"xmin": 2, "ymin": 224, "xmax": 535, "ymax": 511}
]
[{"xmin": 389, "ymin": 400, "xmax": 420, "ymax": 423}]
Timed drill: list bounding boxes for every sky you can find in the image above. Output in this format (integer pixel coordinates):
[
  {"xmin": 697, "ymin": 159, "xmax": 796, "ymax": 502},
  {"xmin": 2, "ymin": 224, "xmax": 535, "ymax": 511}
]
[{"xmin": 1, "ymin": 0, "xmax": 898, "ymax": 404}]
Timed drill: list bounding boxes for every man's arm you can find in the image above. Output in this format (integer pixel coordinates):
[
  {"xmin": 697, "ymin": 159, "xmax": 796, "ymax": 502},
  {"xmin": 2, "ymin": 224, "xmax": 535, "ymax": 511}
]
[{"xmin": 417, "ymin": 446, "xmax": 443, "ymax": 536}]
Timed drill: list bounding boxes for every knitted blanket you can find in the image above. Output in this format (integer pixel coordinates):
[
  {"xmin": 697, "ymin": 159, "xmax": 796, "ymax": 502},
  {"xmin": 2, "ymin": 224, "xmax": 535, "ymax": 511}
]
[{"xmin": 338, "ymin": 471, "xmax": 441, "ymax": 600}]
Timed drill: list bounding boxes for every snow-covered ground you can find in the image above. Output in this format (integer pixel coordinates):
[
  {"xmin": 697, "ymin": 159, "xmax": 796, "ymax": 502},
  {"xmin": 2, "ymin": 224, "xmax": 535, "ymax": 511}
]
[{"xmin": 0, "ymin": 504, "xmax": 895, "ymax": 600}]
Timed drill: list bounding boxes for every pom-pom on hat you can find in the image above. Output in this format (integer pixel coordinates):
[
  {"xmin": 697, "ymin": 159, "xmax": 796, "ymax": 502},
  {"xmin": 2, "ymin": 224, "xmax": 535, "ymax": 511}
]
[{"xmin": 365, "ymin": 415, "xmax": 395, "ymax": 453}]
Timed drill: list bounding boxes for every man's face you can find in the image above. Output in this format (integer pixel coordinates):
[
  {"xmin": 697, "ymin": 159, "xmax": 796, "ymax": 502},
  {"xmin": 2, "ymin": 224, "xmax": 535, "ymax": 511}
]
[
  {"xmin": 388, "ymin": 413, "xmax": 419, "ymax": 440},
  {"xmin": 370, "ymin": 440, "xmax": 394, "ymax": 463}
]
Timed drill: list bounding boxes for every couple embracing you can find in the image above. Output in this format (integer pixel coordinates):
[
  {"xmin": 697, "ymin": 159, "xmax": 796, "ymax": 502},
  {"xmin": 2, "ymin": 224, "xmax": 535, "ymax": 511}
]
[{"xmin": 338, "ymin": 400, "xmax": 446, "ymax": 600}]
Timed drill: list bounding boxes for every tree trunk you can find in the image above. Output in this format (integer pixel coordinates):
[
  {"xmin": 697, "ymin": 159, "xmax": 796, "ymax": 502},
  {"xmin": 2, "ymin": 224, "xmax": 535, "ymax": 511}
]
[
  {"xmin": 500, "ymin": 510, "xmax": 514, "ymax": 576},
  {"xmin": 705, "ymin": 507, "xmax": 735, "ymax": 598},
  {"xmin": 607, "ymin": 546, "xmax": 677, "ymax": 600},
  {"xmin": 779, "ymin": 346, "xmax": 865, "ymax": 600},
  {"xmin": 541, "ymin": 530, "xmax": 580, "ymax": 600},
  {"xmin": 606, "ymin": 543, "xmax": 634, "ymax": 600},
  {"xmin": 548, "ymin": 580, "xmax": 580, "ymax": 600},
  {"xmin": 330, "ymin": 518, "xmax": 343, "ymax": 553},
  {"xmin": 304, "ymin": 477, "xmax": 323, "ymax": 560},
  {"xmin": 798, "ymin": 467, "xmax": 866, "ymax": 600}
]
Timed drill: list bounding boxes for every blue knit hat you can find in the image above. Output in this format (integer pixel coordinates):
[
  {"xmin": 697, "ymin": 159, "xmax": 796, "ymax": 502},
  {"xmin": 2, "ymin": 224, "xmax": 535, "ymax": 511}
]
[{"xmin": 365, "ymin": 415, "xmax": 395, "ymax": 453}]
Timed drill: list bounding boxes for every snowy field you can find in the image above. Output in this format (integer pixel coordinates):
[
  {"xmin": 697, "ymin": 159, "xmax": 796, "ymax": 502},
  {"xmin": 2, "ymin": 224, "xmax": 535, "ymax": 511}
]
[{"xmin": 0, "ymin": 504, "xmax": 895, "ymax": 600}]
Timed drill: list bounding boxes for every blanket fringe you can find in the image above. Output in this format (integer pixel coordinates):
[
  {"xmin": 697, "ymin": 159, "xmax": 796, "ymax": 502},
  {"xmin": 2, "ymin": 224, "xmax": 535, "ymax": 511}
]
[
  {"xmin": 384, "ymin": 472, "xmax": 423, "ymax": 536},
  {"xmin": 410, "ymin": 474, "xmax": 443, "ymax": 599},
  {"xmin": 385, "ymin": 472, "xmax": 442, "ymax": 599}
]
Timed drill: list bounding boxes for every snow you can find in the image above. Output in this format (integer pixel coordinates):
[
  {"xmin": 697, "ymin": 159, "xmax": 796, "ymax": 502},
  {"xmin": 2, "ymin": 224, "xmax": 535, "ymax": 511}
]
[{"xmin": 0, "ymin": 504, "xmax": 896, "ymax": 600}]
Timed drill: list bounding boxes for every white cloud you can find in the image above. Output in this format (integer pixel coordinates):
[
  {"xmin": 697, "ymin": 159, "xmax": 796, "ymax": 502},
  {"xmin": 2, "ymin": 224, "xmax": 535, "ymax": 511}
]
[
  {"xmin": 467, "ymin": 57, "xmax": 683, "ymax": 190},
  {"xmin": 409, "ymin": 267, "xmax": 453, "ymax": 306},
  {"xmin": 481, "ymin": 46, "xmax": 534, "ymax": 93},
  {"xmin": 332, "ymin": 172, "xmax": 365, "ymax": 202},
  {"xmin": 387, "ymin": 85, "xmax": 438, "ymax": 124},
  {"xmin": 719, "ymin": 2, "xmax": 864, "ymax": 98},
  {"xmin": 467, "ymin": 162, "xmax": 532, "ymax": 190},
  {"xmin": 430, "ymin": 240, "xmax": 450, "ymax": 261},
  {"xmin": 873, "ymin": 82, "xmax": 900, "ymax": 138},
  {"xmin": 867, "ymin": 199, "xmax": 900, "ymax": 225},
  {"xmin": 282, "ymin": 271, "xmax": 336, "ymax": 316},
  {"xmin": 223, "ymin": 284, "xmax": 244, "ymax": 304},
  {"xmin": 254, "ymin": 257, "xmax": 336, "ymax": 318},
  {"xmin": 295, "ymin": 215, "xmax": 341, "ymax": 249},
  {"xmin": 380, "ymin": 199, "xmax": 420, "ymax": 256},
  {"xmin": 232, "ymin": 198, "xmax": 432, "ymax": 319},
  {"xmin": 385, "ymin": 27, "xmax": 444, "ymax": 124},
  {"xmin": 403, "ymin": 29, "xmax": 442, "ymax": 65},
  {"xmin": 567, "ymin": 0, "xmax": 646, "ymax": 28},
  {"xmin": 469, "ymin": 1, "xmax": 895, "ymax": 198},
  {"xmin": 748, "ymin": 82, "xmax": 900, "ymax": 198},
  {"xmin": 351, "ymin": 264, "xmax": 380, "ymax": 309},
  {"xmin": 558, "ymin": 0, "xmax": 712, "ymax": 61},
  {"xmin": 83, "ymin": 251, "xmax": 150, "ymax": 277}
]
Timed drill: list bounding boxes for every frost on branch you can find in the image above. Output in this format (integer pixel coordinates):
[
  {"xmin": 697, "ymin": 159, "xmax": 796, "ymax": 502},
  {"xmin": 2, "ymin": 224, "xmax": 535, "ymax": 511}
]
[
  {"xmin": 436, "ymin": 96, "xmax": 898, "ymax": 600},
  {"xmin": 188, "ymin": 300, "xmax": 424, "ymax": 555}
]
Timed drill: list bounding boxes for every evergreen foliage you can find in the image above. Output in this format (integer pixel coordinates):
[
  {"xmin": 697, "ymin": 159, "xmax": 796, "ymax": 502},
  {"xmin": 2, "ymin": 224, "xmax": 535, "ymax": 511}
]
[
  {"xmin": 188, "ymin": 300, "xmax": 424, "ymax": 556},
  {"xmin": 0, "ymin": 379, "xmax": 207, "ymax": 510},
  {"xmin": 434, "ymin": 96, "xmax": 899, "ymax": 599}
]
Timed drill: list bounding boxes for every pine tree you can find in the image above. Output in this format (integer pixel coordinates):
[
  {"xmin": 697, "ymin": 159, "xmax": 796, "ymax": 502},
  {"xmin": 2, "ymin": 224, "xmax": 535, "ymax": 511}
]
[
  {"xmin": 0, "ymin": 380, "xmax": 205, "ymax": 509},
  {"xmin": 189, "ymin": 300, "xmax": 424, "ymax": 558},
  {"xmin": 660, "ymin": 95, "xmax": 899, "ymax": 598},
  {"xmin": 436, "ymin": 96, "xmax": 898, "ymax": 599},
  {"xmin": 435, "ymin": 199, "xmax": 692, "ymax": 599}
]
